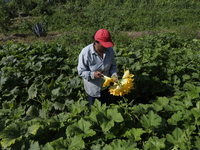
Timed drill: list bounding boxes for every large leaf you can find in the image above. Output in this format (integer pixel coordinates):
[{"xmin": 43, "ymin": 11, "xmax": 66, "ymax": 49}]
[
  {"xmin": 0, "ymin": 121, "xmax": 41, "ymax": 149},
  {"xmin": 194, "ymin": 136, "xmax": 200, "ymax": 149},
  {"xmin": 49, "ymin": 137, "xmax": 67, "ymax": 150},
  {"xmin": 166, "ymin": 127, "xmax": 184, "ymax": 144},
  {"xmin": 143, "ymin": 136, "xmax": 166, "ymax": 150},
  {"xmin": 0, "ymin": 76, "xmax": 7, "ymax": 85},
  {"xmin": 53, "ymin": 101, "xmax": 65, "ymax": 111},
  {"xmin": 50, "ymin": 137, "xmax": 85, "ymax": 150},
  {"xmin": 140, "ymin": 110, "xmax": 162, "ymax": 132},
  {"xmin": 30, "ymin": 62, "xmax": 42, "ymax": 71},
  {"xmin": 105, "ymin": 139, "xmax": 138, "ymax": 150},
  {"xmin": 48, "ymin": 113, "xmax": 71, "ymax": 131},
  {"xmin": 41, "ymin": 83, "xmax": 51, "ymax": 95},
  {"xmin": 123, "ymin": 128, "xmax": 145, "ymax": 141},
  {"xmin": 131, "ymin": 103, "xmax": 149, "ymax": 115},
  {"xmin": 66, "ymin": 118, "xmax": 96, "ymax": 138},
  {"xmin": 191, "ymin": 101, "xmax": 200, "ymax": 125},
  {"xmin": 51, "ymin": 87, "xmax": 60, "ymax": 96},
  {"xmin": 167, "ymin": 111, "xmax": 183, "ymax": 125},
  {"xmin": 67, "ymin": 136, "xmax": 85, "ymax": 150},
  {"xmin": 184, "ymin": 83, "xmax": 200, "ymax": 99},
  {"xmin": 0, "ymin": 123, "xmax": 24, "ymax": 149},
  {"xmin": 90, "ymin": 101, "xmax": 123, "ymax": 133},
  {"xmin": 163, "ymin": 104, "xmax": 182, "ymax": 112},
  {"xmin": 90, "ymin": 144, "xmax": 102, "ymax": 150},
  {"xmin": 107, "ymin": 108, "xmax": 124, "ymax": 123},
  {"xmin": 152, "ymin": 96, "xmax": 169, "ymax": 106},
  {"xmin": 26, "ymin": 106, "xmax": 39, "ymax": 118},
  {"xmin": 28, "ymin": 141, "xmax": 40, "ymax": 150},
  {"xmin": 68, "ymin": 76, "xmax": 82, "ymax": 89},
  {"xmin": 91, "ymin": 99, "xmax": 107, "ymax": 114},
  {"xmin": 43, "ymin": 143, "xmax": 54, "ymax": 150},
  {"xmin": 99, "ymin": 116, "xmax": 114, "ymax": 133},
  {"xmin": 70, "ymin": 100, "xmax": 88, "ymax": 115},
  {"xmin": 28, "ymin": 84, "xmax": 37, "ymax": 99},
  {"xmin": 25, "ymin": 125, "xmax": 41, "ymax": 137}
]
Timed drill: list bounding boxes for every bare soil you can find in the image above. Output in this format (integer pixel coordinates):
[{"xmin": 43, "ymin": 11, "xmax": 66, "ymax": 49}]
[
  {"xmin": 0, "ymin": 32, "xmax": 62, "ymax": 45},
  {"xmin": 0, "ymin": 31, "xmax": 149, "ymax": 45},
  {"xmin": 1, "ymin": 30, "xmax": 200, "ymax": 45}
]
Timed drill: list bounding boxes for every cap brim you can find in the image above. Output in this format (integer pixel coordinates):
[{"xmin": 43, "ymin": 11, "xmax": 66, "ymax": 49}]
[{"xmin": 99, "ymin": 40, "xmax": 114, "ymax": 48}]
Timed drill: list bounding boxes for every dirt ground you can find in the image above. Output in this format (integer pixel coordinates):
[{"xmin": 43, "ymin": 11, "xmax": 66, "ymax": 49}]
[
  {"xmin": 0, "ymin": 32, "xmax": 62, "ymax": 45},
  {"xmin": 1, "ymin": 30, "xmax": 199, "ymax": 45},
  {"xmin": 0, "ymin": 31, "xmax": 150, "ymax": 45}
]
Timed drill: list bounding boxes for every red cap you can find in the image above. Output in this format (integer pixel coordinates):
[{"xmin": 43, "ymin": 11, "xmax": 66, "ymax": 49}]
[{"xmin": 94, "ymin": 29, "xmax": 114, "ymax": 48}]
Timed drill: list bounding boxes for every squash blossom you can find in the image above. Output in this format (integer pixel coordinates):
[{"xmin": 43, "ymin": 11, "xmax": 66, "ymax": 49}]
[
  {"xmin": 103, "ymin": 69, "xmax": 134, "ymax": 96},
  {"xmin": 103, "ymin": 76, "xmax": 114, "ymax": 87}
]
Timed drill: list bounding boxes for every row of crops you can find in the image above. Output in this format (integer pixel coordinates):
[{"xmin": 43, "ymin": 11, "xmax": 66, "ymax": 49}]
[{"xmin": 0, "ymin": 32, "xmax": 200, "ymax": 149}]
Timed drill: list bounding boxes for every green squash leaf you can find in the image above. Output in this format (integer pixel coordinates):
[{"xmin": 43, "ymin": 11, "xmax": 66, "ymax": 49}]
[
  {"xmin": 50, "ymin": 136, "xmax": 85, "ymax": 150},
  {"xmin": 166, "ymin": 127, "xmax": 184, "ymax": 144},
  {"xmin": 105, "ymin": 139, "xmax": 138, "ymax": 150},
  {"xmin": 191, "ymin": 101, "xmax": 200, "ymax": 125},
  {"xmin": 184, "ymin": 83, "xmax": 200, "ymax": 99},
  {"xmin": 67, "ymin": 136, "xmax": 85, "ymax": 150},
  {"xmin": 140, "ymin": 110, "xmax": 162, "ymax": 132},
  {"xmin": 26, "ymin": 106, "xmax": 39, "ymax": 118},
  {"xmin": 28, "ymin": 84, "xmax": 37, "ymax": 99},
  {"xmin": 153, "ymin": 97, "xmax": 169, "ymax": 106},
  {"xmin": 107, "ymin": 108, "xmax": 124, "ymax": 123},
  {"xmin": 43, "ymin": 143, "xmax": 54, "ymax": 150},
  {"xmin": 50, "ymin": 137, "xmax": 67, "ymax": 150},
  {"xmin": 143, "ymin": 136, "xmax": 166, "ymax": 150},
  {"xmin": 99, "ymin": 117, "xmax": 114, "ymax": 133},
  {"xmin": 91, "ymin": 99, "xmax": 107, "ymax": 113},
  {"xmin": 53, "ymin": 101, "xmax": 65, "ymax": 111},
  {"xmin": 41, "ymin": 83, "xmax": 51, "ymax": 95},
  {"xmin": 167, "ymin": 111, "xmax": 183, "ymax": 125},
  {"xmin": 28, "ymin": 141, "xmax": 40, "ymax": 150},
  {"xmin": 123, "ymin": 128, "xmax": 145, "ymax": 141},
  {"xmin": 25, "ymin": 125, "xmax": 41, "ymax": 137},
  {"xmin": 51, "ymin": 87, "xmax": 60, "ymax": 96},
  {"xmin": 70, "ymin": 100, "xmax": 88, "ymax": 115},
  {"xmin": 30, "ymin": 62, "xmax": 42, "ymax": 71},
  {"xmin": 66, "ymin": 118, "xmax": 96, "ymax": 138},
  {"xmin": 0, "ymin": 123, "xmax": 24, "ymax": 149}
]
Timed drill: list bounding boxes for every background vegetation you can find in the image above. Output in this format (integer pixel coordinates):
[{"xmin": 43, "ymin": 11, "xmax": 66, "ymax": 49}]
[{"xmin": 1, "ymin": 0, "xmax": 200, "ymax": 38}]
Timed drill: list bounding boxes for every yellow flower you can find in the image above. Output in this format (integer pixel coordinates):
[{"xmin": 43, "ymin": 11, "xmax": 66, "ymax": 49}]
[
  {"xmin": 109, "ymin": 69, "xmax": 134, "ymax": 96},
  {"xmin": 109, "ymin": 84, "xmax": 123, "ymax": 96},
  {"xmin": 122, "ymin": 69, "xmax": 134, "ymax": 79},
  {"xmin": 103, "ymin": 75, "xmax": 114, "ymax": 87}
]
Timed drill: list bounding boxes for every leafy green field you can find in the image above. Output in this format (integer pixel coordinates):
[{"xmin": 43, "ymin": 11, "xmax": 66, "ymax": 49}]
[
  {"xmin": 1, "ymin": 32, "xmax": 200, "ymax": 149},
  {"xmin": 1, "ymin": 0, "xmax": 200, "ymax": 35},
  {"xmin": 1, "ymin": 0, "xmax": 200, "ymax": 149}
]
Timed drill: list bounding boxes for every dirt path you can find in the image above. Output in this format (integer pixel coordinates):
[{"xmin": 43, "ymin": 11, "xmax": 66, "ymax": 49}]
[
  {"xmin": 1, "ymin": 30, "xmax": 200, "ymax": 45},
  {"xmin": 0, "ymin": 31, "xmax": 150, "ymax": 45},
  {"xmin": 0, "ymin": 32, "xmax": 62, "ymax": 45}
]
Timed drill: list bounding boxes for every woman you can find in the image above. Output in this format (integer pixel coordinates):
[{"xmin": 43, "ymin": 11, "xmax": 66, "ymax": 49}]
[{"xmin": 77, "ymin": 29, "xmax": 118, "ymax": 108}]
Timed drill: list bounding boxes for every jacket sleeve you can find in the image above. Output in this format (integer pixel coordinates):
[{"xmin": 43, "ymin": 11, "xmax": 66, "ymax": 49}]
[{"xmin": 77, "ymin": 52, "xmax": 95, "ymax": 81}]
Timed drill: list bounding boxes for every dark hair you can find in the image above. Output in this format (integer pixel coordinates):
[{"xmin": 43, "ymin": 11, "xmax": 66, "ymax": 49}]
[{"xmin": 92, "ymin": 35, "xmax": 99, "ymax": 43}]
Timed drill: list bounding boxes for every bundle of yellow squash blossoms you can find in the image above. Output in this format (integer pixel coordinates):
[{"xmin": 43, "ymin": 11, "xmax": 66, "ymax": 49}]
[{"xmin": 103, "ymin": 69, "xmax": 134, "ymax": 96}]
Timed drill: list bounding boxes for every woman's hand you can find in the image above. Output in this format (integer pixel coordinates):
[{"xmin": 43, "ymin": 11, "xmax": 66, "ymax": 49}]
[
  {"xmin": 94, "ymin": 71, "xmax": 103, "ymax": 78},
  {"xmin": 113, "ymin": 75, "xmax": 118, "ymax": 82}
]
